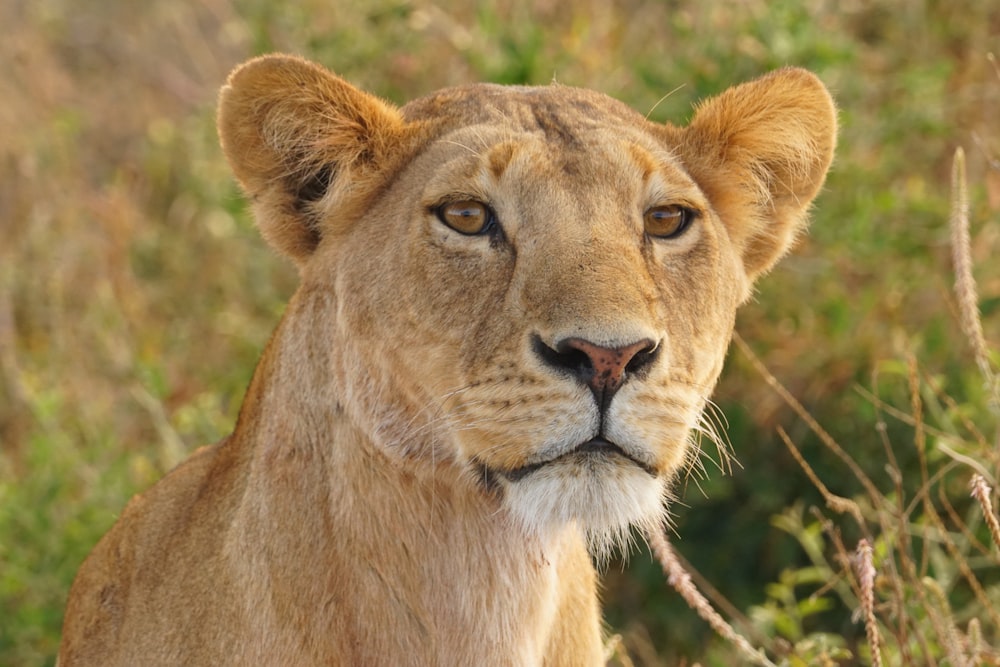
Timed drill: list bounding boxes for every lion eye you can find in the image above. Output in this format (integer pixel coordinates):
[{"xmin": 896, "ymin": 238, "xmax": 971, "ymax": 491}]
[
  {"xmin": 644, "ymin": 204, "xmax": 696, "ymax": 239},
  {"xmin": 436, "ymin": 200, "xmax": 494, "ymax": 236}
]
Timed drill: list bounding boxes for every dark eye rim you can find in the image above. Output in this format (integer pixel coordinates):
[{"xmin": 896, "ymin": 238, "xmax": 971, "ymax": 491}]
[
  {"xmin": 432, "ymin": 199, "xmax": 499, "ymax": 237},
  {"xmin": 643, "ymin": 204, "xmax": 699, "ymax": 240}
]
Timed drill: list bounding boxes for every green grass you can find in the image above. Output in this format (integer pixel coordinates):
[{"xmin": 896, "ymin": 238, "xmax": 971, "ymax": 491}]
[{"xmin": 2, "ymin": 1, "xmax": 998, "ymax": 664}]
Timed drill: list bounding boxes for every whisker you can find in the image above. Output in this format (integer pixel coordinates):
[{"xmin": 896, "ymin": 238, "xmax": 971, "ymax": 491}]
[{"xmin": 645, "ymin": 84, "xmax": 686, "ymax": 120}]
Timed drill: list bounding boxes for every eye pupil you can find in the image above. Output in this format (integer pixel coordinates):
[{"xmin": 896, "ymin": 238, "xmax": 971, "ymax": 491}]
[
  {"xmin": 436, "ymin": 200, "xmax": 493, "ymax": 235},
  {"xmin": 644, "ymin": 205, "xmax": 694, "ymax": 239}
]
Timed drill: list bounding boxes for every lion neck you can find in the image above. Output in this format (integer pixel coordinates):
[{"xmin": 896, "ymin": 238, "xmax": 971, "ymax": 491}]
[{"xmin": 223, "ymin": 287, "xmax": 581, "ymax": 662}]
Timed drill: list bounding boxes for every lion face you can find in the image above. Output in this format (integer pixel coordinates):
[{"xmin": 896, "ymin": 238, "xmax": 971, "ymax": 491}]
[
  {"xmin": 330, "ymin": 101, "xmax": 747, "ymax": 554},
  {"xmin": 218, "ymin": 57, "xmax": 836, "ymax": 555}
]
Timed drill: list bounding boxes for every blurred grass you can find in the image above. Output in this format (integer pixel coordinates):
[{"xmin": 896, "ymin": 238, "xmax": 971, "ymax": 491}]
[{"xmin": 1, "ymin": 1, "xmax": 998, "ymax": 664}]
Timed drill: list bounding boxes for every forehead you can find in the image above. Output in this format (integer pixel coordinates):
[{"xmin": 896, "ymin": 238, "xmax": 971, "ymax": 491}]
[
  {"xmin": 401, "ymin": 83, "xmax": 693, "ymax": 195},
  {"xmin": 401, "ymin": 82, "xmax": 649, "ymax": 133}
]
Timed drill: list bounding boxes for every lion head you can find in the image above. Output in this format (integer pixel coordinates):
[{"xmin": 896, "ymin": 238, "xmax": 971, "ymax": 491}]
[{"xmin": 218, "ymin": 55, "xmax": 836, "ymax": 558}]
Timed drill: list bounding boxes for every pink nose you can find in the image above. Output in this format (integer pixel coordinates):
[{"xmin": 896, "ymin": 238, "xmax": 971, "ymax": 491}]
[
  {"xmin": 560, "ymin": 337, "xmax": 657, "ymax": 395},
  {"xmin": 533, "ymin": 335, "xmax": 659, "ymax": 411}
]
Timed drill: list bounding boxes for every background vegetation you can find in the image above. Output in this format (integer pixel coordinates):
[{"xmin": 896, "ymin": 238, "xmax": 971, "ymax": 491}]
[{"xmin": 2, "ymin": 0, "xmax": 997, "ymax": 664}]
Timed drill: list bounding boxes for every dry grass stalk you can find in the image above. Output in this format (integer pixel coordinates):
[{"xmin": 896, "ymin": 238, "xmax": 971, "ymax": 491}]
[
  {"xmin": 897, "ymin": 355, "xmax": 1000, "ymax": 640},
  {"xmin": 854, "ymin": 539, "xmax": 883, "ymax": 667},
  {"xmin": 923, "ymin": 577, "xmax": 967, "ymax": 666},
  {"xmin": 777, "ymin": 426, "xmax": 865, "ymax": 526},
  {"xmin": 603, "ymin": 634, "xmax": 636, "ymax": 667},
  {"xmin": 906, "ymin": 355, "xmax": 934, "ymax": 530},
  {"xmin": 647, "ymin": 528, "xmax": 776, "ymax": 667},
  {"xmin": 667, "ymin": 538, "xmax": 763, "ymax": 642},
  {"xmin": 858, "ymin": 385, "xmax": 974, "ymax": 446},
  {"xmin": 950, "ymin": 147, "xmax": 999, "ymax": 412},
  {"xmin": 912, "ymin": 577, "xmax": 953, "ymax": 665},
  {"xmin": 966, "ymin": 618, "xmax": 983, "ymax": 666},
  {"xmin": 924, "ymin": 483, "xmax": 1000, "ymax": 632},
  {"xmin": 907, "ymin": 352, "xmax": 1000, "ymax": 631},
  {"xmin": 733, "ymin": 332, "xmax": 884, "ymax": 507},
  {"xmin": 870, "ymin": 386, "xmax": 919, "ymax": 664},
  {"xmin": 927, "ymin": 374, "xmax": 992, "ymax": 451},
  {"xmin": 939, "ymin": 484, "xmax": 994, "ymax": 560},
  {"xmin": 816, "ymin": 510, "xmax": 920, "ymax": 664},
  {"xmin": 812, "ymin": 511, "xmax": 857, "ymax": 595},
  {"xmin": 971, "ymin": 474, "xmax": 1000, "ymax": 553}
]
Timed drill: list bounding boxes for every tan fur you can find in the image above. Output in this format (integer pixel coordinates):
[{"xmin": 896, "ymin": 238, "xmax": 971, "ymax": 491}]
[{"xmin": 59, "ymin": 55, "xmax": 836, "ymax": 665}]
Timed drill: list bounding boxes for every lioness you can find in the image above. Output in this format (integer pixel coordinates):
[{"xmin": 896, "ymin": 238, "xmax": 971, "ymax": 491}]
[{"xmin": 59, "ymin": 55, "xmax": 835, "ymax": 665}]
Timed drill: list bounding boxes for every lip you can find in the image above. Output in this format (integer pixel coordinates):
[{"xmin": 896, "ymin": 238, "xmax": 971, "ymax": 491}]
[{"xmin": 500, "ymin": 437, "xmax": 657, "ymax": 481}]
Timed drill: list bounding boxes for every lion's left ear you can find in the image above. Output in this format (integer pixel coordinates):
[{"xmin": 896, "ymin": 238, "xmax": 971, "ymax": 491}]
[
  {"xmin": 218, "ymin": 55, "xmax": 405, "ymax": 263},
  {"xmin": 674, "ymin": 68, "xmax": 837, "ymax": 284}
]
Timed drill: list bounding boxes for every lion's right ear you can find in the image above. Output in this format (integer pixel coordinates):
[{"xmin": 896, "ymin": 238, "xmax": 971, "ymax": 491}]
[
  {"xmin": 673, "ymin": 68, "xmax": 836, "ymax": 285},
  {"xmin": 218, "ymin": 55, "xmax": 404, "ymax": 263}
]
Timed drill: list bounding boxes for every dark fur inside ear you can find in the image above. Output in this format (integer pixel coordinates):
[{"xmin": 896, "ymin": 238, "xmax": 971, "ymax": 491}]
[
  {"xmin": 296, "ymin": 164, "xmax": 336, "ymax": 209},
  {"xmin": 280, "ymin": 164, "xmax": 335, "ymax": 255},
  {"xmin": 218, "ymin": 55, "xmax": 404, "ymax": 263}
]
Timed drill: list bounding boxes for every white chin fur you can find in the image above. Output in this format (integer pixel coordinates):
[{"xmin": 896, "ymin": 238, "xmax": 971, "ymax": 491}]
[{"xmin": 503, "ymin": 460, "xmax": 667, "ymax": 563}]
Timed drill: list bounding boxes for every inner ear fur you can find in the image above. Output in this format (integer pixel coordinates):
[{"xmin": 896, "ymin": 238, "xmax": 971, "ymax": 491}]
[
  {"xmin": 675, "ymin": 68, "xmax": 837, "ymax": 282},
  {"xmin": 217, "ymin": 54, "xmax": 404, "ymax": 262}
]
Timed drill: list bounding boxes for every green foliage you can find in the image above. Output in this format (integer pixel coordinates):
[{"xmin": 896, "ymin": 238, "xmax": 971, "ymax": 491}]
[
  {"xmin": 2, "ymin": 0, "xmax": 998, "ymax": 665},
  {"xmin": 0, "ymin": 394, "xmax": 143, "ymax": 665}
]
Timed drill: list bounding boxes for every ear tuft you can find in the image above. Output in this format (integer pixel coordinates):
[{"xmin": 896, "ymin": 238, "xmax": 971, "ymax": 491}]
[
  {"xmin": 678, "ymin": 68, "xmax": 837, "ymax": 282},
  {"xmin": 217, "ymin": 55, "xmax": 403, "ymax": 262}
]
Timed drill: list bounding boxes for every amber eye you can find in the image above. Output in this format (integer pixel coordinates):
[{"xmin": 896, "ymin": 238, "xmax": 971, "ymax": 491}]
[
  {"xmin": 644, "ymin": 204, "xmax": 696, "ymax": 239},
  {"xmin": 435, "ymin": 200, "xmax": 495, "ymax": 236}
]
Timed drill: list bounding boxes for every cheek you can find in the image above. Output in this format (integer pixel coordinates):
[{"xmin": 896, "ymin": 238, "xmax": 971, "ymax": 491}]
[
  {"xmin": 402, "ymin": 240, "xmax": 516, "ymax": 353},
  {"xmin": 653, "ymin": 254, "xmax": 743, "ymax": 376}
]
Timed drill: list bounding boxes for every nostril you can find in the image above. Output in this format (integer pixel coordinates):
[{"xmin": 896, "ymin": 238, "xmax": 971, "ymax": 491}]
[
  {"xmin": 532, "ymin": 336, "xmax": 583, "ymax": 383},
  {"xmin": 532, "ymin": 337, "xmax": 592, "ymax": 378},
  {"xmin": 624, "ymin": 340, "xmax": 658, "ymax": 376}
]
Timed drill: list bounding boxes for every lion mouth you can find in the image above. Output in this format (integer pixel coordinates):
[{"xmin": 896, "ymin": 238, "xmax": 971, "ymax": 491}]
[{"xmin": 500, "ymin": 437, "xmax": 657, "ymax": 482}]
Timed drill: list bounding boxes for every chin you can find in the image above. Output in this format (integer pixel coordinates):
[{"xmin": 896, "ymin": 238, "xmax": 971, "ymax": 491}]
[{"xmin": 502, "ymin": 455, "xmax": 668, "ymax": 564}]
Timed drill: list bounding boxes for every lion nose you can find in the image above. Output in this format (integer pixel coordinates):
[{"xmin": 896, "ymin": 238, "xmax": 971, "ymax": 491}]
[{"xmin": 534, "ymin": 336, "xmax": 659, "ymax": 411}]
